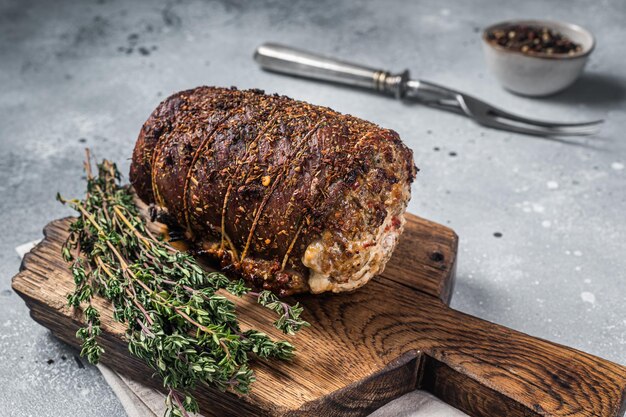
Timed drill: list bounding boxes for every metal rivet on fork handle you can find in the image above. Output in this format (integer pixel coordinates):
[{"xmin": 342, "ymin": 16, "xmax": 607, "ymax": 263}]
[{"xmin": 373, "ymin": 69, "xmax": 410, "ymax": 99}]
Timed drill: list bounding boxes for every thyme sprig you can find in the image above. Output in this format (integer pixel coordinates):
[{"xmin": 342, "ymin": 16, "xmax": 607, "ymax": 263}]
[{"xmin": 58, "ymin": 153, "xmax": 309, "ymax": 417}]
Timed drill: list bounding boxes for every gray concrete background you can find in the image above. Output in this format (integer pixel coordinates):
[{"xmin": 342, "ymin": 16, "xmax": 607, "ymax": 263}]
[{"xmin": 1, "ymin": 0, "xmax": 625, "ymax": 415}]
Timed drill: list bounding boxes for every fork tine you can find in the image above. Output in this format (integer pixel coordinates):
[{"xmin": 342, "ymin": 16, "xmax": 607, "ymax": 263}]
[
  {"xmin": 495, "ymin": 118, "xmax": 602, "ymax": 134},
  {"xmin": 477, "ymin": 117, "xmax": 601, "ymax": 137},
  {"xmin": 489, "ymin": 106, "xmax": 604, "ymax": 128},
  {"xmin": 456, "ymin": 94, "xmax": 603, "ymax": 136}
]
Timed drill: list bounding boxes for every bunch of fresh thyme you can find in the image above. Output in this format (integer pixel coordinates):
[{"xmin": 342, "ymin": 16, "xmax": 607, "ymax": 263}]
[{"xmin": 58, "ymin": 153, "xmax": 309, "ymax": 417}]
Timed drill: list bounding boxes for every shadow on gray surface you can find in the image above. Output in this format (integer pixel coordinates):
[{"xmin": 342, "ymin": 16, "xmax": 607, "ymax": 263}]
[
  {"xmin": 448, "ymin": 273, "xmax": 510, "ymax": 317},
  {"xmin": 546, "ymin": 73, "xmax": 626, "ymax": 106}
]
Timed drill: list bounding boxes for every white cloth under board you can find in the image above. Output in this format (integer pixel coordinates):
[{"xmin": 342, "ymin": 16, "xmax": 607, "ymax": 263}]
[{"xmin": 17, "ymin": 240, "xmax": 468, "ymax": 417}]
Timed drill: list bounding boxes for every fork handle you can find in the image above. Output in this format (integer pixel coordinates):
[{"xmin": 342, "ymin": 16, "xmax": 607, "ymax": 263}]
[{"xmin": 254, "ymin": 43, "xmax": 409, "ymax": 98}]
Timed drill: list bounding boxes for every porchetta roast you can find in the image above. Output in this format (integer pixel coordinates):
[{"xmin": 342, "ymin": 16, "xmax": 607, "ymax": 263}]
[{"xmin": 130, "ymin": 87, "xmax": 417, "ymax": 296}]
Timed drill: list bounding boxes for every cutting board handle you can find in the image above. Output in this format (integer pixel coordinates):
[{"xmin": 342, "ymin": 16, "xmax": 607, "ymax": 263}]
[{"xmin": 400, "ymin": 301, "xmax": 626, "ymax": 417}]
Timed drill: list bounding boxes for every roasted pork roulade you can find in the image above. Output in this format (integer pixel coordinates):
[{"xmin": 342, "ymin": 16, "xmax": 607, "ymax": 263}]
[{"xmin": 130, "ymin": 86, "xmax": 417, "ymax": 296}]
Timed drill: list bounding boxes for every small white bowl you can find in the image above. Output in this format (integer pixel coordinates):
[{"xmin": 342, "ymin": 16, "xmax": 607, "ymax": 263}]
[{"xmin": 482, "ymin": 20, "xmax": 595, "ymax": 97}]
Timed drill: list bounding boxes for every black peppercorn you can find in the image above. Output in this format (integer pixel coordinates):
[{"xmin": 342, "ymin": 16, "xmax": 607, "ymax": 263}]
[{"xmin": 486, "ymin": 24, "xmax": 582, "ymax": 56}]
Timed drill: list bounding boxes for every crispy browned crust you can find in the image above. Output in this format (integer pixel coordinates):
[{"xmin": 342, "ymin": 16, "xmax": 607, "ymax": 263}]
[{"xmin": 130, "ymin": 87, "xmax": 417, "ymax": 296}]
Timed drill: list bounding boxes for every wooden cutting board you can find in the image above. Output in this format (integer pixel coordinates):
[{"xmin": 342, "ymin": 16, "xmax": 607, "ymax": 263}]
[{"xmin": 12, "ymin": 211, "xmax": 626, "ymax": 417}]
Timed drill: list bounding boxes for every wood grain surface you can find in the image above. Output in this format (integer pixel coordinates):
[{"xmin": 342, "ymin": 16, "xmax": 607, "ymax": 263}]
[{"xmin": 12, "ymin": 214, "xmax": 626, "ymax": 417}]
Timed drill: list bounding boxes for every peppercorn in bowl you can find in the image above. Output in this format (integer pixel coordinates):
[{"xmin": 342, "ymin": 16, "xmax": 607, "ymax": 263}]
[{"xmin": 482, "ymin": 20, "xmax": 595, "ymax": 96}]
